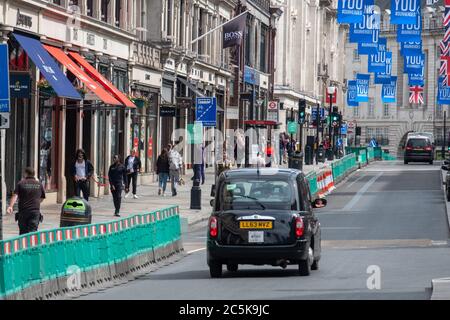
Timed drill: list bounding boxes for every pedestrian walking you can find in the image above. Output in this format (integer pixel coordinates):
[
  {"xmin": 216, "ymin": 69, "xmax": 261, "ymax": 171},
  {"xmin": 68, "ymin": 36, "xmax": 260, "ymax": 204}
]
[
  {"xmin": 192, "ymin": 144, "xmax": 205, "ymax": 185},
  {"xmin": 124, "ymin": 149, "xmax": 142, "ymax": 199},
  {"xmin": 71, "ymin": 148, "xmax": 94, "ymax": 201},
  {"xmin": 108, "ymin": 155, "xmax": 128, "ymax": 217},
  {"xmin": 168, "ymin": 143, "xmax": 183, "ymax": 196},
  {"xmin": 6, "ymin": 167, "xmax": 45, "ymax": 235},
  {"xmin": 156, "ymin": 148, "xmax": 170, "ymax": 196}
]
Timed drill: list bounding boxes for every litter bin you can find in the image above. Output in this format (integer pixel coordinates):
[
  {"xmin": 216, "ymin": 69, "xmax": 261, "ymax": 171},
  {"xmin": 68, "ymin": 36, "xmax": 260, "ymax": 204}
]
[
  {"xmin": 60, "ymin": 197, "xmax": 92, "ymax": 227},
  {"xmin": 289, "ymin": 151, "xmax": 303, "ymax": 171}
]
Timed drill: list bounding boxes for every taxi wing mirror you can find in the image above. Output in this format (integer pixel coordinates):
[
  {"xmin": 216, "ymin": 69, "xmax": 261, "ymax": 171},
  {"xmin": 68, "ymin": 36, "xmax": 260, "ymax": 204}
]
[{"xmin": 312, "ymin": 198, "xmax": 327, "ymax": 208}]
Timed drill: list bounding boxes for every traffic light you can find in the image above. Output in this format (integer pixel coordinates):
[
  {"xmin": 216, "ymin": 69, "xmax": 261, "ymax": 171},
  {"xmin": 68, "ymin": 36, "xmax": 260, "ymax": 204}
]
[
  {"xmin": 298, "ymin": 99, "xmax": 306, "ymax": 124},
  {"xmin": 331, "ymin": 112, "xmax": 340, "ymax": 128}
]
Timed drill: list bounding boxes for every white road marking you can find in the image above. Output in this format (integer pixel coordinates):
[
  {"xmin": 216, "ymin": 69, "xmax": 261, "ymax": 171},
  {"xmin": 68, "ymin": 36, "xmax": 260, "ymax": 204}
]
[
  {"xmin": 187, "ymin": 247, "xmax": 206, "ymax": 254},
  {"xmin": 345, "ymin": 174, "xmax": 366, "ymax": 189},
  {"xmin": 322, "ymin": 227, "xmax": 364, "ymax": 230},
  {"xmin": 342, "ymin": 172, "xmax": 383, "ymax": 211}
]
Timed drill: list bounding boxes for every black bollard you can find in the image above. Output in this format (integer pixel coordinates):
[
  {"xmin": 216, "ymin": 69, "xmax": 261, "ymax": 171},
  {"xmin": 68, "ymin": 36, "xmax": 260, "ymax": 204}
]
[{"xmin": 190, "ymin": 179, "xmax": 202, "ymax": 210}]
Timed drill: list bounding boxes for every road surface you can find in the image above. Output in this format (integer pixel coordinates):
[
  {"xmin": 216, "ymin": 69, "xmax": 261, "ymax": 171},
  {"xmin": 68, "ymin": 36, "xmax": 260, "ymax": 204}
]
[{"xmin": 79, "ymin": 161, "xmax": 450, "ymax": 300}]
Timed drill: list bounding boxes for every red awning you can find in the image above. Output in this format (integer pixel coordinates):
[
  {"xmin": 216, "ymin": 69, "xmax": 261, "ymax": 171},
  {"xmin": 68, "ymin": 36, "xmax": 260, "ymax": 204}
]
[
  {"xmin": 44, "ymin": 45, "xmax": 122, "ymax": 105},
  {"xmin": 68, "ymin": 52, "xmax": 136, "ymax": 108}
]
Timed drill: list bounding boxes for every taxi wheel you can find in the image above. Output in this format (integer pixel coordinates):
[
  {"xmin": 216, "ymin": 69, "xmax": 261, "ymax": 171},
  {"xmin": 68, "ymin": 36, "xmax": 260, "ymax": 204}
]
[
  {"xmin": 227, "ymin": 264, "xmax": 238, "ymax": 272},
  {"xmin": 299, "ymin": 248, "xmax": 313, "ymax": 276},
  {"xmin": 447, "ymin": 190, "xmax": 450, "ymax": 202},
  {"xmin": 209, "ymin": 261, "xmax": 223, "ymax": 278}
]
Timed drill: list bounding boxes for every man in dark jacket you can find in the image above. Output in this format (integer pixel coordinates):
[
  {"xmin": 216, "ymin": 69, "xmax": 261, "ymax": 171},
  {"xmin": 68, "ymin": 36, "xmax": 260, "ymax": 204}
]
[
  {"xmin": 124, "ymin": 149, "xmax": 142, "ymax": 199},
  {"xmin": 7, "ymin": 167, "xmax": 46, "ymax": 235},
  {"xmin": 108, "ymin": 155, "xmax": 128, "ymax": 217},
  {"xmin": 71, "ymin": 149, "xmax": 94, "ymax": 201}
]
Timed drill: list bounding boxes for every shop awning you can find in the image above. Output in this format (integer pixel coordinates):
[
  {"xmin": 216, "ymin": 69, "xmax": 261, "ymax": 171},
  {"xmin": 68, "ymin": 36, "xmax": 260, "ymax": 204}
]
[
  {"xmin": 44, "ymin": 45, "xmax": 121, "ymax": 105},
  {"xmin": 68, "ymin": 52, "xmax": 136, "ymax": 108},
  {"xmin": 12, "ymin": 33, "xmax": 81, "ymax": 100},
  {"xmin": 177, "ymin": 77, "xmax": 205, "ymax": 98}
]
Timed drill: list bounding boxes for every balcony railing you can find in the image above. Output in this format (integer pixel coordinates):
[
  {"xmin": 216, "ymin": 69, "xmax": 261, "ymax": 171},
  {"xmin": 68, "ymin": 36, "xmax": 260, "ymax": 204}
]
[{"xmin": 380, "ymin": 16, "xmax": 444, "ymax": 33}]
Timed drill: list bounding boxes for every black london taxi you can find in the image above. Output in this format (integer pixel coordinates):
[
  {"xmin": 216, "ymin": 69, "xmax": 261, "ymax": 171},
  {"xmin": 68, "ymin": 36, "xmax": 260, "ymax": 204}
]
[{"xmin": 207, "ymin": 168, "xmax": 326, "ymax": 278}]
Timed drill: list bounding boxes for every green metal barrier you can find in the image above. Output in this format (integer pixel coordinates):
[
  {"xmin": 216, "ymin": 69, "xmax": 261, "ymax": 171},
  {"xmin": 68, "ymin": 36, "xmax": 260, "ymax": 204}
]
[
  {"xmin": 0, "ymin": 206, "xmax": 181, "ymax": 299},
  {"xmin": 382, "ymin": 151, "xmax": 397, "ymax": 161},
  {"xmin": 305, "ymin": 171, "xmax": 318, "ymax": 198},
  {"xmin": 367, "ymin": 147, "xmax": 375, "ymax": 161}
]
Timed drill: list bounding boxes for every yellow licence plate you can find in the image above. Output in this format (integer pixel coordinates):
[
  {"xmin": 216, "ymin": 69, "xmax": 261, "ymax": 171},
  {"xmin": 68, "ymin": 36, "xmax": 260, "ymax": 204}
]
[{"xmin": 239, "ymin": 221, "xmax": 273, "ymax": 229}]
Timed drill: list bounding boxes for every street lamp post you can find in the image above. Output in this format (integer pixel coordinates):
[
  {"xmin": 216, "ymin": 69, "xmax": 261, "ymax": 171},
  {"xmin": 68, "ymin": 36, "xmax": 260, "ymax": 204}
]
[{"xmin": 327, "ymin": 86, "xmax": 336, "ymax": 161}]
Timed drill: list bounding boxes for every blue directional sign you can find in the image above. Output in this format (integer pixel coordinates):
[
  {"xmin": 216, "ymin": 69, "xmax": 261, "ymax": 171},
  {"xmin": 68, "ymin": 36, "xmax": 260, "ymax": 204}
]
[
  {"xmin": 196, "ymin": 97, "xmax": 217, "ymax": 127},
  {"xmin": 0, "ymin": 44, "xmax": 10, "ymax": 113},
  {"xmin": 341, "ymin": 124, "xmax": 348, "ymax": 135}
]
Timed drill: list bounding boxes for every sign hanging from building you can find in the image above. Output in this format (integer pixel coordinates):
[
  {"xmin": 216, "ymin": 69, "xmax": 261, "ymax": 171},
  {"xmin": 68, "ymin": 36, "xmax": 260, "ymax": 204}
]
[
  {"xmin": 0, "ymin": 44, "xmax": 10, "ymax": 113},
  {"xmin": 356, "ymin": 74, "xmax": 370, "ymax": 102},
  {"xmin": 337, "ymin": 0, "xmax": 371, "ymax": 24},
  {"xmin": 9, "ymin": 73, "xmax": 31, "ymax": 98},
  {"xmin": 358, "ymin": 37, "xmax": 386, "ymax": 56},
  {"xmin": 374, "ymin": 53, "xmax": 393, "ymax": 84},
  {"xmin": 159, "ymin": 106, "xmax": 176, "ymax": 117},
  {"xmin": 390, "ymin": 0, "xmax": 421, "ymax": 25},
  {"xmin": 196, "ymin": 97, "xmax": 217, "ymax": 127},
  {"xmin": 347, "ymin": 80, "xmax": 359, "ymax": 107},
  {"xmin": 349, "ymin": 4, "xmax": 380, "ymax": 43},
  {"xmin": 404, "ymin": 53, "xmax": 425, "ymax": 75},
  {"xmin": 397, "ymin": 10, "xmax": 422, "ymax": 43},
  {"xmin": 368, "ymin": 50, "xmax": 390, "ymax": 73},
  {"xmin": 223, "ymin": 13, "xmax": 247, "ymax": 48},
  {"xmin": 381, "ymin": 76, "xmax": 397, "ymax": 103},
  {"xmin": 437, "ymin": 76, "xmax": 450, "ymax": 105},
  {"xmin": 401, "ymin": 41, "xmax": 422, "ymax": 56}
]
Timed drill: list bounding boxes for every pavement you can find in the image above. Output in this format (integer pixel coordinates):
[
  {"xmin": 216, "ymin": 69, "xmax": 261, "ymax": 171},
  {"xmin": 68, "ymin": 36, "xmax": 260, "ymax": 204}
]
[
  {"xmin": 1, "ymin": 160, "xmax": 332, "ymax": 240},
  {"xmin": 79, "ymin": 161, "xmax": 450, "ymax": 300},
  {"xmin": 430, "ymin": 167, "xmax": 450, "ymax": 300}
]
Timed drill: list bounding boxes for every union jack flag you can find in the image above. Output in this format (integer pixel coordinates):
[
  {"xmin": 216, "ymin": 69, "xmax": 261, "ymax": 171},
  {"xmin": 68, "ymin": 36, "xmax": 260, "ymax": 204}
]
[
  {"xmin": 409, "ymin": 86, "xmax": 424, "ymax": 104},
  {"xmin": 440, "ymin": 0, "xmax": 450, "ymax": 85}
]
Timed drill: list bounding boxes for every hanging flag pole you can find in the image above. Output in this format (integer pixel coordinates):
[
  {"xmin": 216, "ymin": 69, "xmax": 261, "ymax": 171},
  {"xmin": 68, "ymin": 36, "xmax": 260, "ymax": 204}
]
[{"xmin": 191, "ymin": 10, "xmax": 249, "ymax": 45}]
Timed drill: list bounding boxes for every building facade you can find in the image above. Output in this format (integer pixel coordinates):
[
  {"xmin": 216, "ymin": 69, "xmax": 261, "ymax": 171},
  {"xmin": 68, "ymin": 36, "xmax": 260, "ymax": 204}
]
[
  {"xmin": 0, "ymin": 0, "xmax": 141, "ymax": 209},
  {"xmin": 272, "ymin": 0, "xmax": 347, "ymax": 149},
  {"xmin": 343, "ymin": 0, "xmax": 445, "ymax": 157}
]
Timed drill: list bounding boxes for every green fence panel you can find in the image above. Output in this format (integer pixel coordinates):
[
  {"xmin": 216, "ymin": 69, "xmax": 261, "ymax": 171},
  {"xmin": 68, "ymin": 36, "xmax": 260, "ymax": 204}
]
[{"xmin": 0, "ymin": 206, "xmax": 181, "ymax": 298}]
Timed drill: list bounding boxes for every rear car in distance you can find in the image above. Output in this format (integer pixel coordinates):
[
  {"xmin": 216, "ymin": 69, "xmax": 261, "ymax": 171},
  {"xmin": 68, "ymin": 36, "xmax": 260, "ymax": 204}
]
[
  {"xmin": 404, "ymin": 135, "xmax": 434, "ymax": 165},
  {"xmin": 207, "ymin": 168, "xmax": 326, "ymax": 278}
]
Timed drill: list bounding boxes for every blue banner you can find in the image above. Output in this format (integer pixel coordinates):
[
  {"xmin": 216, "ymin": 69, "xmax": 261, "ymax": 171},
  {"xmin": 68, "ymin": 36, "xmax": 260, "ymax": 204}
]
[
  {"xmin": 356, "ymin": 74, "xmax": 370, "ymax": 102},
  {"xmin": 337, "ymin": 0, "xmax": 373, "ymax": 24},
  {"xmin": 374, "ymin": 52, "xmax": 393, "ymax": 84},
  {"xmin": 404, "ymin": 53, "xmax": 425, "ymax": 74},
  {"xmin": 347, "ymin": 80, "xmax": 359, "ymax": 107},
  {"xmin": 368, "ymin": 50, "xmax": 389, "ymax": 73},
  {"xmin": 0, "ymin": 44, "xmax": 10, "ymax": 113},
  {"xmin": 382, "ymin": 77, "xmax": 397, "ymax": 103},
  {"xmin": 349, "ymin": 4, "xmax": 380, "ymax": 43},
  {"xmin": 400, "ymin": 41, "xmax": 422, "ymax": 56},
  {"xmin": 437, "ymin": 76, "xmax": 450, "ymax": 105},
  {"xmin": 358, "ymin": 37, "xmax": 386, "ymax": 55},
  {"xmin": 391, "ymin": 0, "xmax": 420, "ymax": 25},
  {"xmin": 408, "ymin": 66, "xmax": 424, "ymax": 86},
  {"xmin": 397, "ymin": 11, "xmax": 421, "ymax": 42}
]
